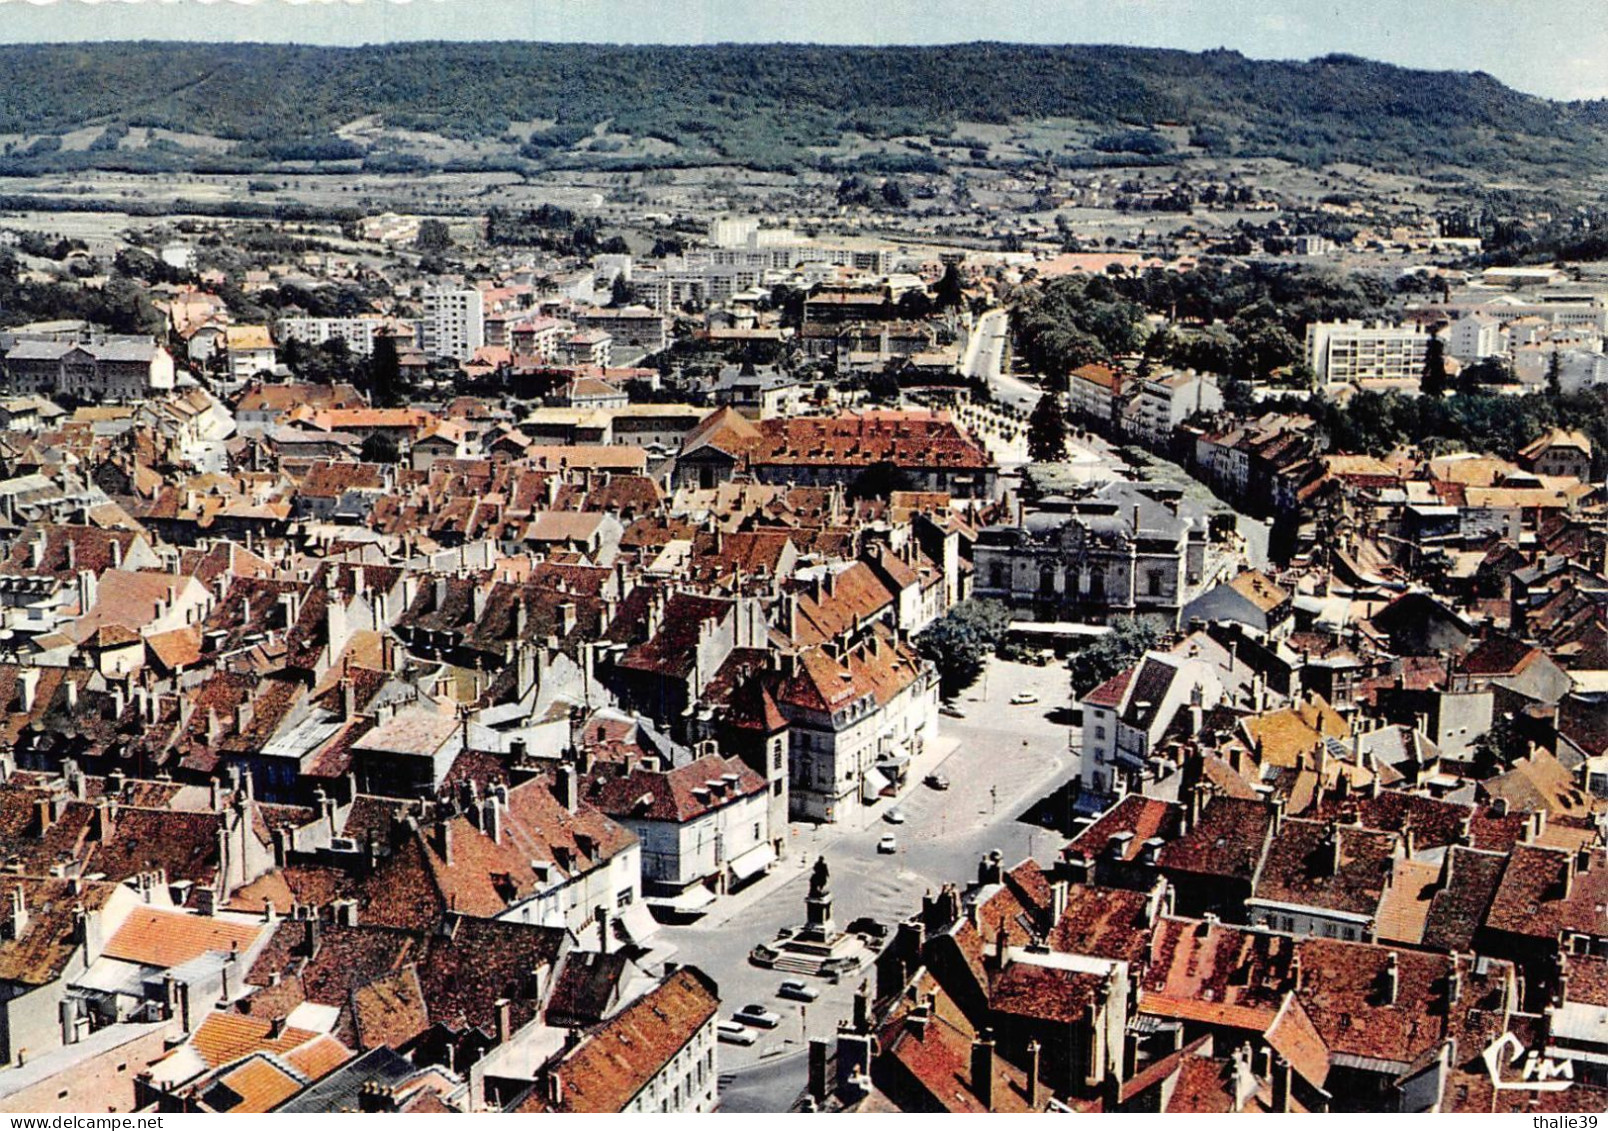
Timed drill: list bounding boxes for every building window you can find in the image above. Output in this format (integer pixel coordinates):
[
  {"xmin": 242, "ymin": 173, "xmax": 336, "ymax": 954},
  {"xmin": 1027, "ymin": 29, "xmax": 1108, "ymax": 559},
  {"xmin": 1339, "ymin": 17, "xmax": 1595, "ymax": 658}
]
[
  {"xmin": 617, "ymin": 888, "xmax": 633, "ymax": 909},
  {"xmin": 1094, "ymin": 726, "xmax": 1106, "ymax": 740},
  {"xmin": 753, "ymin": 822, "xmax": 761, "ymax": 840},
  {"xmin": 1147, "ymin": 571, "xmax": 1164, "ymax": 597}
]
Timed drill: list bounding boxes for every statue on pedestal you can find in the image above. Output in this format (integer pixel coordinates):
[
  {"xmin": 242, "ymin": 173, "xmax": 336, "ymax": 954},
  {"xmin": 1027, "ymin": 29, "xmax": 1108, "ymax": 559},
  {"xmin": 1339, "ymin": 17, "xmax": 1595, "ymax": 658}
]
[
  {"xmin": 804, "ymin": 855, "xmax": 835, "ymax": 939},
  {"xmin": 808, "ymin": 855, "xmax": 831, "ymax": 900}
]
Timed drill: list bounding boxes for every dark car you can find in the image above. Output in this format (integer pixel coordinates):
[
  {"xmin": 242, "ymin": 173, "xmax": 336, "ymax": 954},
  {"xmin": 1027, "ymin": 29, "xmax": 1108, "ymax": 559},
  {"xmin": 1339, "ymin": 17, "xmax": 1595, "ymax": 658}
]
[{"xmin": 846, "ymin": 916, "xmax": 890, "ymax": 940}]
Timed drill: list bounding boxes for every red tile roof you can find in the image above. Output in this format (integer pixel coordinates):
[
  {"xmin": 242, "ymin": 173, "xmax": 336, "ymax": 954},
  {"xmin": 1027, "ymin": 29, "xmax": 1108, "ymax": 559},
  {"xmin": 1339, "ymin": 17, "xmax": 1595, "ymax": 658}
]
[{"xmin": 517, "ymin": 966, "xmax": 719, "ymax": 1113}]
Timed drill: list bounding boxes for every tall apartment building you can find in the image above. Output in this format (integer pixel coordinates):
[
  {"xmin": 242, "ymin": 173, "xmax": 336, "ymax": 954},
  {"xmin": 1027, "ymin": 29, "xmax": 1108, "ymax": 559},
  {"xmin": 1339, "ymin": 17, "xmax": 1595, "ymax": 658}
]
[
  {"xmin": 1445, "ymin": 313, "xmax": 1505, "ymax": 361},
  {"xmin": 420, "ymin": 287, "xmax": 485, "ymax": 362},
  {"xmin": 1306, "ymin": 320, "xmax": 1432, "ymax": 386},
  {"xmin": 276, "ymin": 315, "xmax": 419, "ymax": 357}
]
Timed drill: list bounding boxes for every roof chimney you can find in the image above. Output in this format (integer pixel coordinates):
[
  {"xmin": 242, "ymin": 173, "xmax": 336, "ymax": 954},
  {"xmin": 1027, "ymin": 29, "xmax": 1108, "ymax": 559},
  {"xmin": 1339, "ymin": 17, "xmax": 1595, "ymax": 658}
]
[
  {"xmin": 556, "ymin": 764, "xmax": 579, "ymax": 813},
  {"xmin": 1271, "ymin": 1053, "xmax": 1293, "ymax": 1113},
  {"xmin": 971, "ymin": 1028, "xmax": 996, "ymax": 1110},
  {"xmin": 1384, "ymin": 951, "xmax": 1400, "ymax": 1005},
  {"xmin": 1025, "ymin": 1039, "xmax": 1041, "ymax": 1108}
]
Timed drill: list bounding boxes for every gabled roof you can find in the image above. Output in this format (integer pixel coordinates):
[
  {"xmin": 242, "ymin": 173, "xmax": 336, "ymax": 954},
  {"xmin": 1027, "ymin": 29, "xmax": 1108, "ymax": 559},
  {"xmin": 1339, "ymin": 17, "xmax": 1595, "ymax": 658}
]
[
  {"xmin": 515, "ymin": 966, "xmax": 719, "ymax": 1113},
  {"xmin": 1226, "ymin": 569, "xmax": 1289, "ymax": 614},
  {"xmin": 584, "ymin": 752, "xmax": 765, "ymax": 824},
  {"xmin": 102, "ymin": 908, "xmax": 265, "ymax": 969},
  {"xmin": 1251, "ymin": 818, "xmax": 1398, "ymax": 919},
  {"xmin": 1156, "ymin": 797, "xmax": 1273, "ymax": 882}
]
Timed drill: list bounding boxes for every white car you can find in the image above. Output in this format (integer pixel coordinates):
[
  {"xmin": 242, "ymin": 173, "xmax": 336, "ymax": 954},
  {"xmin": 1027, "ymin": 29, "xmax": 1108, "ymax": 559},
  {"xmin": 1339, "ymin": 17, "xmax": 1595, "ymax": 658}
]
[
  {"xmin": 735, "ymin": 1004, "xmax": 782, "ymax": 1029},
  {"xmin": 940, "ymin": 703, "xmax": 967, "ymax": 719},
  {"xmin": 883, "ymin": 807, "xmax": 907, "ymax": 825},
  {"xmin": 877, "ymin": 834, "xmax": 898, "ymax": 854},
  {"xmin": 1010, "ymin": 691, "xmax": 1040, "ymax": 705},
  {"xmin": 717, "ymin": 1021, "xmax": 758, "ymax": 1046},
  {"xmin": 778, "ymin": 979, "xmax": 820, "ymax": 1002}
]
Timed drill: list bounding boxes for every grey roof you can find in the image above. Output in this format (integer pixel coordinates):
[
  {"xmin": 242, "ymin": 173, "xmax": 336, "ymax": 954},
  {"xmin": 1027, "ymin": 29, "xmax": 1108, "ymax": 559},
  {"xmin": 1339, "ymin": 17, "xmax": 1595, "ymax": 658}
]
[
  {"xmin": 274, "ymin": 1046, "xmax": 418, "ymax": 1113},
  {"xmin": 5, "ymin": 336, "xmax": 159, "ymax": 364},
  {"xmin": 6, "ymin": 340, "xmax": 76, "ymax": 362},
  {"xmin": 1121, "ymin": 655, "xmax": 1183, "ymax": 732},
  {"xmin": 90, "ymin": 339, "xmax": 159, "ymax": 363}
]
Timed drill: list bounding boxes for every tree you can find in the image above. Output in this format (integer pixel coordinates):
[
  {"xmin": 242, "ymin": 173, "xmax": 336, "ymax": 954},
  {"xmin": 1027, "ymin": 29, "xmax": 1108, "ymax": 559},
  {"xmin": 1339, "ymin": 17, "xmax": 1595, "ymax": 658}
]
[
  {"xmin": 369, "ymin": 331, "xmax": 402, "ymax": 408},
  {"xmin": 360, "ymin": 431, "xmax": 402, "ymax": 464},
  {"xmin": 1069, "ymin": 616, "xmax": 1161, "ymax": 697},
  {"xmin": 1027, "ymin": 393, "xmax": 1068, "ymax": 462},
  {"xmin": 609, "ymin": 273, "xmax": 636, "ymax": 308},
  {"xmin": 1459, "ymin": 356, "xmax": 1515, "ymax": 392},
  {"xmin": 916, "ymin": 599, "xmax": 1012, "ymax": 699},
  {"xmin": 414, "ymin": 219, "xmax": 452, "ymax": 252},
  {"xmin": 1223, "ymin": 374, "xmax": 1255, "ymax": 416},
  {"xmin": 1546, "ymin": 349, "xmax": 1563, "ymax": 398},
  {"xmin": 1420, "ymin": 334, "xmax": 1448, "ymax": 399},
  {"xmin": 934, "ymin": 263, "xmax": 964, "ymax": 311}
]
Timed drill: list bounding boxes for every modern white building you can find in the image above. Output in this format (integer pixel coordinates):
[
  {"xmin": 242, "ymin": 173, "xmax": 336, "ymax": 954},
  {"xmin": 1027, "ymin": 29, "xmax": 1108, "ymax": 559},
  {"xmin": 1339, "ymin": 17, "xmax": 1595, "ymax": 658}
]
[
  {"xmin": 1445, "ymin": 313, "xmax": 1506, "ymax": 361},
  {"xmin": 421, "ymin": 287, "xmax": 485, "ymax": 362},
  {"xmin": 1305, "ymin": 320, "xmax": 1432, "ymax": 386}
]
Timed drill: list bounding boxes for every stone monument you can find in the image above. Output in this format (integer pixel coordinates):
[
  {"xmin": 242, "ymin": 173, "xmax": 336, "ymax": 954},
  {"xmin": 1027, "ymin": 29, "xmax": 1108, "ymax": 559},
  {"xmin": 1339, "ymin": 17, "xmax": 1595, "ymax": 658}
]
[{"xmin": 802, "ymin": 855, "xmax": 835, "ymax": 940}]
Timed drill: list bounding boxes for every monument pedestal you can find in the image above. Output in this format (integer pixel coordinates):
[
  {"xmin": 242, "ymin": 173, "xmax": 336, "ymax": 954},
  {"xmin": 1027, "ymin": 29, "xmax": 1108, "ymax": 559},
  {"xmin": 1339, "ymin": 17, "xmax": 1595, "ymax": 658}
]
[{"xmin": 799, "ymin": 891, "xmax": 835, "ymax": 944}]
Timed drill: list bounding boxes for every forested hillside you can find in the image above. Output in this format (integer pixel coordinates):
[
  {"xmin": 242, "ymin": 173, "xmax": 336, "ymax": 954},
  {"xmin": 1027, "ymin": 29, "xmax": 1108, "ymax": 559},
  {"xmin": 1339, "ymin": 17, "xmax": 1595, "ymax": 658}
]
[{"xmin": 1, "ymin": 42, "xmax": 1603, "ymax": 176}]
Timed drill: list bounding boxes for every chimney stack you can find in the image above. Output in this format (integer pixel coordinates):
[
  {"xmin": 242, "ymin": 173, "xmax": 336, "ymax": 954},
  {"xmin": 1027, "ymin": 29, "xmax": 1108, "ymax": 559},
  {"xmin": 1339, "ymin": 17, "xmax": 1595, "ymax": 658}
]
[
  {"xmin": 556, "ymin": 764, "xmax": 580, "ymax": 813},
  {"xmin": 435, "ymin": 818, "xmax": 453, "ymax": 866},
  {"xmin": 1384, "ymin": 951, "xmax": 1400, "ymax": 1005},
  {"xmin": 1271, "ymin": 1053, "xmax": 1293, "ymax": 1113},
  {"xmin": 1025, "ymin": 1039, "xmax": 1042, "ymax": 1108},
  {"xmin": 971, "ymin": 1029, "xmax": 996, "ymax": 1110}
]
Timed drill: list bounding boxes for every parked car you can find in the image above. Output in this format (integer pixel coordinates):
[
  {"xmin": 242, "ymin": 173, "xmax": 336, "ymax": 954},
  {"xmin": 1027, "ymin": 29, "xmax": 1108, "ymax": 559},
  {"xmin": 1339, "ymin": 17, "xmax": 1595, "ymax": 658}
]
[
  {"xmin": 940, "ymin": 703, "xmax": 967, "ymax": 719},
  {"xmin": 877, "ymin": 834, "xmax": 898, "ymax": 854},
  {"xmin": 883, "ymin": 807, "xmax": 907, "ymax": 824},
  {"xmin": 1010, "ymin": 691, "xmax": 1040, "ymax": 705},
  {"xmin": 734, "ymin": 1004, "xmax": 782, "ymax": 1029},
  {"xmin": 847, "ymin": 916, "xmax": 890, "ymax": 940},
  {"xmin": 718, "ymin": 1021, "xmax": 758, "ymax": 1045},
  {"xmin": 778, "ymin": 979, "xmax": 820, "ymax": 1002},
  {"xmin": 924, "ymin": 773, "xmax": 951, "ymax": 791}
]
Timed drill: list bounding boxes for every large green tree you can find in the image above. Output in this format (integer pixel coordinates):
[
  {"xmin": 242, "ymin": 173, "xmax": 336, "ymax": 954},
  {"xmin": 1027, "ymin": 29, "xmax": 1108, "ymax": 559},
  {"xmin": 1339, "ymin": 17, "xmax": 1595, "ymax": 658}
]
[
  {"xmin": 1069, "ymin": 616, "xmax": 1161, "ymax": 697},
  {"xmin": 1027, "ymin": 393, "xmax": 1069, "ymax": 463},
  {"xmin": 1420, "ymin": 334, "xmax": 1448, "ymax": 399},
  {"xmin": 369, "ymin": 330, "xmax": 402, "ymax": 408},
  {"xmin": 916, "ymin": 599, "xmax": 1013, "ymax": 699}
]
